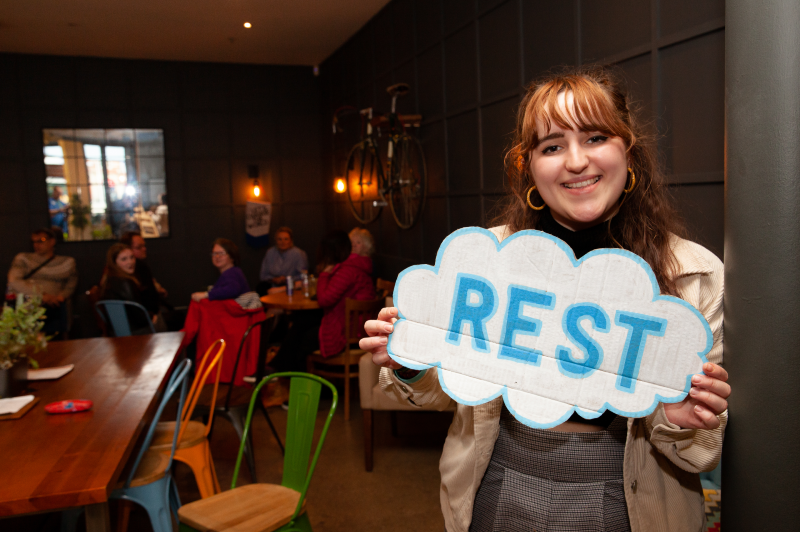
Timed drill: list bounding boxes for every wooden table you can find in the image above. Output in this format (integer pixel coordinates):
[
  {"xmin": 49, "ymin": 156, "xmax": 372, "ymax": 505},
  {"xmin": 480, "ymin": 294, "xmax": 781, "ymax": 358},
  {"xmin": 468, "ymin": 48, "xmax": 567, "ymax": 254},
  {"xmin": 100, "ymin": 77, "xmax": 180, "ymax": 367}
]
[
  {"xmin": 0, "ymin": 332, "xmax": 184, "ymax": 530},
  {"xmin": 260, "ymin": 292, "xmax": 320, "ymax": 311}
]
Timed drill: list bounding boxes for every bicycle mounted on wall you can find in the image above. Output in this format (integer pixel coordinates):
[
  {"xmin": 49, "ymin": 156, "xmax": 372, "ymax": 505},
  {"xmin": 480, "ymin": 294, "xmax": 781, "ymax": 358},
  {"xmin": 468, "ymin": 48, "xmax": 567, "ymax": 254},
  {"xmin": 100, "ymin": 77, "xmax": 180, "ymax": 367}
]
[{"xmin": 333, "ymin": 83, "xmax": 427, "ymax": 229}]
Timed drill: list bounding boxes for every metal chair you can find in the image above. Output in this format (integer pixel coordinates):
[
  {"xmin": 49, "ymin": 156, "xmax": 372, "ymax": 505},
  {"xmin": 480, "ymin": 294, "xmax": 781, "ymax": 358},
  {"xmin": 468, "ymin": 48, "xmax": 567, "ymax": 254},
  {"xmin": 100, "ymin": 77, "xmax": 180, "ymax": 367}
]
[
  {"xmin": 195, "ymin": 315, "xmax": 284, "ymax": 483},
  {"xmin": 110, "ymin": 358, "xmax": 193, "ymax": 532},
  {"xmin": 149, "ymin": 340, "xmax": 226, "ymax": 498},
  {"xmin": 178, "ymin": 372, "xmax": 338, "ymax": 532},
  {"xmin": 96, "ymin": 299, "xmax": 156, "ymax": 336}
]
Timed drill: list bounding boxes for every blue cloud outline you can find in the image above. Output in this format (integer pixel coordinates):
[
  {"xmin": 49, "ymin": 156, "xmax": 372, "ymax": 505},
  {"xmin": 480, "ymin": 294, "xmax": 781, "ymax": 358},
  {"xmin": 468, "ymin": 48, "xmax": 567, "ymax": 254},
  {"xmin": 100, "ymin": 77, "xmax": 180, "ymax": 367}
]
[{"xmin": 387, "ymin": 226, "xmax": 713, "ymax": 428}]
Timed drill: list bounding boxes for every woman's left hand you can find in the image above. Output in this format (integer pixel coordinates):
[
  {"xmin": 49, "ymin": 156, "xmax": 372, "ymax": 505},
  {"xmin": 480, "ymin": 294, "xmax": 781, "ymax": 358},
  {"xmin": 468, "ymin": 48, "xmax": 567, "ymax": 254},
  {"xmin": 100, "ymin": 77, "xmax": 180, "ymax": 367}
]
[
  {"xmin": 663, "ymin": 362, "xmax": 730, "ymax": 430},
  {"xmin": 191, "ymin": 291, "xmax": 208, "ymax": 302}
]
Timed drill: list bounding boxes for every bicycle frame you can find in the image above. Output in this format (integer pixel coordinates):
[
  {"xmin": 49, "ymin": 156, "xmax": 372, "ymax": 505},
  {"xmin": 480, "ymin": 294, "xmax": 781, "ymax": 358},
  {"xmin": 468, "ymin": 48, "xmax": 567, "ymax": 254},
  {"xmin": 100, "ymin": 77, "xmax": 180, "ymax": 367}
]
[{"xmin": 333, "ymin": 85, "xmax": 426, "ymax": 227}]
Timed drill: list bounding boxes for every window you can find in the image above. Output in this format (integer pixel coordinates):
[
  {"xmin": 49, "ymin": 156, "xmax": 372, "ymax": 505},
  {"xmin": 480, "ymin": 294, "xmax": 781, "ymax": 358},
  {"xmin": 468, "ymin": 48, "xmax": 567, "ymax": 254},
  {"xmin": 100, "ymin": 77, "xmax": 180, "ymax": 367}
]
[{"xmin": 42, "ymin": 129, "xmax": 169, "ymax": 241}]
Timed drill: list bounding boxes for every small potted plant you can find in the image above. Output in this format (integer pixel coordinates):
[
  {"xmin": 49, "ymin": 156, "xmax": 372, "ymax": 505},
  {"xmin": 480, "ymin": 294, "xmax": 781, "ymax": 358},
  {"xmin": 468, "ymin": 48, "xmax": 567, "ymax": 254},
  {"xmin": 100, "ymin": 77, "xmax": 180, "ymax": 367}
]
[{"xmin": 0, "ymin": 295, "xmax": 45, "ymax": 398}]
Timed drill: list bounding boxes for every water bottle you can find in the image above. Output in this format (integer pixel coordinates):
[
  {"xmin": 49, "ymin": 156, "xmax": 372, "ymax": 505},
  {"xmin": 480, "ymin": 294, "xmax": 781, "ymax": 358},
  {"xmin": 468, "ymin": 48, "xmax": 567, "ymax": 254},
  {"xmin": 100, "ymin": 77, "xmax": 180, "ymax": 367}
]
[
  {"xmin": 286, "ymin": 275, "xmax": 293, "ymax": 296},
  {"xmin": 302, "ymin": 273, "xmax": 309, "ymax": 298}
]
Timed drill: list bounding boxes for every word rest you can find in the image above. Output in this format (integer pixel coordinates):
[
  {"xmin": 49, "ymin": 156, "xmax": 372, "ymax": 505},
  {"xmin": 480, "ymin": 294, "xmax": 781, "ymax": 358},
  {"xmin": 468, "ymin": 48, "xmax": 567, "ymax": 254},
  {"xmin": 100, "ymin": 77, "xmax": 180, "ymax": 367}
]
[{"xmin": 445, "ymin": 274, "xmax": 668, "ymax": 393}]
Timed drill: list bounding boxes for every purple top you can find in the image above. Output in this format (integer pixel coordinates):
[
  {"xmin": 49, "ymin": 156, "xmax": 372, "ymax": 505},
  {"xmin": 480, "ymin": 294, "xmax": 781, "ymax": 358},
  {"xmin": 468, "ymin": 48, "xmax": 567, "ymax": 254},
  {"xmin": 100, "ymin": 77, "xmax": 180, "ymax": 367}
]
[{"xmin": 208, "ymin": 266, "xmax": 250, "ymax": 301}]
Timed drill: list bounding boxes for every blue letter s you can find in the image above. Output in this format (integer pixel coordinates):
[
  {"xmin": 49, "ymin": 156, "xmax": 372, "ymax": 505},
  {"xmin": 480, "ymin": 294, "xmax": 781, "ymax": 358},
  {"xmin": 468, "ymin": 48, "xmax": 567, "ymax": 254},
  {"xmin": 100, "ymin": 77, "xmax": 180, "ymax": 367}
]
[{"xmin": 556, "ymin": 304, "xmax": 610, "ymax": 378}]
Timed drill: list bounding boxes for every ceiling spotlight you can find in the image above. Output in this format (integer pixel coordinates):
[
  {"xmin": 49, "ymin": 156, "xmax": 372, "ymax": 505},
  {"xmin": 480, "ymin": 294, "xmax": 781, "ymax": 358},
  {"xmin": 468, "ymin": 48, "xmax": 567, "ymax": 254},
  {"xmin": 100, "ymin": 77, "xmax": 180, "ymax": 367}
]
[{"xmin": 243, "ymin": 22, "xmax": 252, "ymax": 28}]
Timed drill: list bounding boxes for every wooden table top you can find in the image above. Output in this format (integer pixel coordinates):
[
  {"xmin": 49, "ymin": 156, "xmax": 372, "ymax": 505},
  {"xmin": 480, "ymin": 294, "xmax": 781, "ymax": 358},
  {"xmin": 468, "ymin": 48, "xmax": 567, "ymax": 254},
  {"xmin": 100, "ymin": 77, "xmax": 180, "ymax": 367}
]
[
  {"xmin": 260, "ymin": 292, "xmax": 320, "ymax": 310},
  {"xmin": 0, "ymin": 332, "xmax": 184, "ymax": 517}
]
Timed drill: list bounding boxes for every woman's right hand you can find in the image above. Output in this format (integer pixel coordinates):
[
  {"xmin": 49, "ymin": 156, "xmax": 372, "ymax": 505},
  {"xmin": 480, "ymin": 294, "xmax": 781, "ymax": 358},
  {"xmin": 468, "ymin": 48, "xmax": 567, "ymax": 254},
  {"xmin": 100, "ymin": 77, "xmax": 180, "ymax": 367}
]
[{"xmin": 360, "ymin": 307, "xmax": 403, "ymax": 370}]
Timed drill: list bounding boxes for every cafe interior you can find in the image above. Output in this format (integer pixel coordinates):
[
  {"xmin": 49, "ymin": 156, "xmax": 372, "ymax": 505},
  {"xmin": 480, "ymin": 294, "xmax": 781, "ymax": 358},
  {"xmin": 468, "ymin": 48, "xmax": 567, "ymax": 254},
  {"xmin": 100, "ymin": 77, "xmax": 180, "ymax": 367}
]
[{"xmin": 6, "ymin": 0, "xmax": 781, "ymax": 531}]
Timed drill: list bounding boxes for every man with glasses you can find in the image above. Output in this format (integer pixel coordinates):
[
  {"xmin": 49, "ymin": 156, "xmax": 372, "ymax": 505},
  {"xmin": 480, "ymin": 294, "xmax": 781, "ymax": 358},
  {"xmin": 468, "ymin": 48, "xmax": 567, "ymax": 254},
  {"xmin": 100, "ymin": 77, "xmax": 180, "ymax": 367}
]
[{"xmin": 6, "ymin": 228, "xmax": 78, "ymax": 337}]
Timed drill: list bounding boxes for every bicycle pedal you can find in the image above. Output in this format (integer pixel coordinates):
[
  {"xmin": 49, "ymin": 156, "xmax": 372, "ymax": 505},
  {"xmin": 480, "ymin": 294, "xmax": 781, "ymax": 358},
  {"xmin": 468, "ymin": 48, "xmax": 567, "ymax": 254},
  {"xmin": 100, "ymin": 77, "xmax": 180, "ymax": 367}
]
[{"xmin": 372, "ymin": 200, "xmax": 388, "ymax": 207}]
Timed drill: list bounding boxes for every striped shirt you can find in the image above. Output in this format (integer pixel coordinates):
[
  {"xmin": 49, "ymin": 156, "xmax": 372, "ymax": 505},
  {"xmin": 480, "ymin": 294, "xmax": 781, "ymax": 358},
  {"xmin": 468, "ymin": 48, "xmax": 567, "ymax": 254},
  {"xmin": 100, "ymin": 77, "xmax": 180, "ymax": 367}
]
[
  {"xmin": 379, "ymin": 226, "xmax": 725, "ymax": 531},
  {"xmin": 7, "ymin": 253, "xmax": 78, "ymax": 299}
]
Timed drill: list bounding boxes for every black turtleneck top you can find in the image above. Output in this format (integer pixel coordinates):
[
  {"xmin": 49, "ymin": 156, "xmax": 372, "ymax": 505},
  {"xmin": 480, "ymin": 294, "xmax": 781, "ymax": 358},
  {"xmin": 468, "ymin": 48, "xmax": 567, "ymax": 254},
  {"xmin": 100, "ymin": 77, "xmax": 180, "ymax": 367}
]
[{"xmin": 537, "ymin": 207, "xmax": 619, "ymax": 427}]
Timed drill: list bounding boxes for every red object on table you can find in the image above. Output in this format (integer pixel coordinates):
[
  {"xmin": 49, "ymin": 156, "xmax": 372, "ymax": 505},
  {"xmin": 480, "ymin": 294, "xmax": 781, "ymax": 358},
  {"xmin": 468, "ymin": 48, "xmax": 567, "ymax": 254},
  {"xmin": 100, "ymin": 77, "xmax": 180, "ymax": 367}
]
[
  {"xmin": 45, "ymin": 399, "xmax": 93, "ymax": 414},
  {"xmin": 181, "ymin": 299, "xmax": 265, "ymax": 386}
]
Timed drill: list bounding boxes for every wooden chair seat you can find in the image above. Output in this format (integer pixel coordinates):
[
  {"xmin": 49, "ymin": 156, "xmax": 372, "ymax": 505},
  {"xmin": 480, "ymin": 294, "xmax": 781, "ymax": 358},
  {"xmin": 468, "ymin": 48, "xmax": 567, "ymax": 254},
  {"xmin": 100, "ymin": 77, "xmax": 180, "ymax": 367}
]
[
  {"xmin": 178, "ymin": 483, "xmax": 305, "ymax": 532},
  {"xmin": 150, "ymin": 420, "xmax": 207, "ymax": 450},
  {"xmin": 308, "ymin": 348, "xmax": 365, "ymax": 367},
  {"xmin": 116, "ymin": 450, "xmax": 169, "ymax": 489}
]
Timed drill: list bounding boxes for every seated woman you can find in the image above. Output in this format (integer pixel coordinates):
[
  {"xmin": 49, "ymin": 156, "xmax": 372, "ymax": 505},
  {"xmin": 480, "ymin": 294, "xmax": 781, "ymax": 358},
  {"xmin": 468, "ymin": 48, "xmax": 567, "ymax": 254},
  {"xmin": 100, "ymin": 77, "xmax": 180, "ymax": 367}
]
[
  {"xmin": 100, "ymin": 243, "xmax": 164, "ymax": 333},
  {"xmin": 348, "ymin": 227, "xmax": 375, "ymax": 259},
  {"xmin": 191, "ymin": 238, "xmax": 250, "ymax": 302},
  {"xmin": 182, "ymin": 238, "xmax": 263, "ymax": 386},
  {"xmin": 271, "ymin": 230, "xmax": 376, "ymax": 373}
]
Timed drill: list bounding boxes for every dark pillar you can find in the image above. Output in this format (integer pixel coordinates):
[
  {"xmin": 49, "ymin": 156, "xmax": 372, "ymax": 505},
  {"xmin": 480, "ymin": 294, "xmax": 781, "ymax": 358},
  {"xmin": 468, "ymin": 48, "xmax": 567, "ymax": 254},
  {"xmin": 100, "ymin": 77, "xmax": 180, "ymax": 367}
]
[{"xmin": 725, "ymin": 2, "xmax": 800, "ymax": 530}]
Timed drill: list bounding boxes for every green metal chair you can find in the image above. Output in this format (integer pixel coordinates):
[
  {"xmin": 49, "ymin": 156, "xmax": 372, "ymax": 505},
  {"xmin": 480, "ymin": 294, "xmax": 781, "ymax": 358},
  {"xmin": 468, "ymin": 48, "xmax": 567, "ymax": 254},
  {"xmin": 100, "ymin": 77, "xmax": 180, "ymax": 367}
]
[{"xmin": 178, "ymin": 372, "xmax": 338, "ymax": 531}]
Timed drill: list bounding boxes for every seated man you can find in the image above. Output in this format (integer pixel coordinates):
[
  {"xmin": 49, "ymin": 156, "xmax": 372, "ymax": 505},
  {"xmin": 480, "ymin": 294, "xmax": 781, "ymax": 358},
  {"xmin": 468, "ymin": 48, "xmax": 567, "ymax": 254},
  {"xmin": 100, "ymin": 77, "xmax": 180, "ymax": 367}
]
[
  {"xmin": 7, "ymin": 228, "xmax": 78, "ymax": 336},
  {"xmin": 257, "ymin": 226, "xmax": 308, "ymax": 295}
]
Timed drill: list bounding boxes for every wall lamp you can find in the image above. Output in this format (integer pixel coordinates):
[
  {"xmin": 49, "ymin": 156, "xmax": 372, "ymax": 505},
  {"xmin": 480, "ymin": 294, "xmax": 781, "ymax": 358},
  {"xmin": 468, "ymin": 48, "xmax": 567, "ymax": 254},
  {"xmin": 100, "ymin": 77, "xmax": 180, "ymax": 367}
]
[
  {"xmin": 334, "ymin": 177, "xmax": 346, "ymax": 193},
  {"xmin": 249, "ymin": 165, "xmax": 261, "ymax": 198}
]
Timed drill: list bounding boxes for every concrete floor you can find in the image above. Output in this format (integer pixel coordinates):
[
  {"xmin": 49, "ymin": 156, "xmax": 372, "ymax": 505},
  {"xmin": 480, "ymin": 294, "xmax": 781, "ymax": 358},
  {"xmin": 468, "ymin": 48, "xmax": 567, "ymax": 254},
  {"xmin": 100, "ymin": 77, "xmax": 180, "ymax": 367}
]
[{"xmin": 2, "ymin": 390, "xmax": 453, "ymax": 531}]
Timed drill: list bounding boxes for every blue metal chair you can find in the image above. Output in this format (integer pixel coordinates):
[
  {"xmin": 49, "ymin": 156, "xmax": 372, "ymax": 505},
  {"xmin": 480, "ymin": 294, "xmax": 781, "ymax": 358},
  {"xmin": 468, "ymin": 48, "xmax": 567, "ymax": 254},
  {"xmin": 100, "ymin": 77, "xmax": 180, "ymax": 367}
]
[
  {"xmin": 110, "ymin": 358, "xmax": 193, "ymax": 532},
  {"xmin": 96, "ymin": 300, "xmax": 156, "ymax": 336}
]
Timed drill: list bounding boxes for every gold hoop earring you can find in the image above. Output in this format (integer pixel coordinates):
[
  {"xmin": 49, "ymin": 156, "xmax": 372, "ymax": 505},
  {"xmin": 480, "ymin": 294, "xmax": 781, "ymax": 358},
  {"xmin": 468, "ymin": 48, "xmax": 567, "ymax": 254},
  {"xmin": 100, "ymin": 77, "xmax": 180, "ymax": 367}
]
[
  {"xmin": 623, "ymin": 167, "xmax": 636, "ymax": 194},
  {"xmin": 526, "ymin": 186, "xmax": 545, "ymax": 211}
]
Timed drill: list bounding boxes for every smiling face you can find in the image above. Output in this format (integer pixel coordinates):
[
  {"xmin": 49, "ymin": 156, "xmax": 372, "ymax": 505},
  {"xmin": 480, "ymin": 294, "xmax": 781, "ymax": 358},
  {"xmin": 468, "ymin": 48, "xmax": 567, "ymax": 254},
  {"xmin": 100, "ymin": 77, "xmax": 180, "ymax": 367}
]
[
  {"xmin": 211, "ymin": 244, "xmax": 233, "ymax": 271},
  {"xmin": 116, "ymin": 248, "xmax": 136, "ymax": 275},
  {"xmin": 529, "ymin": 91, "xmax": 629, "ymax": 231}
]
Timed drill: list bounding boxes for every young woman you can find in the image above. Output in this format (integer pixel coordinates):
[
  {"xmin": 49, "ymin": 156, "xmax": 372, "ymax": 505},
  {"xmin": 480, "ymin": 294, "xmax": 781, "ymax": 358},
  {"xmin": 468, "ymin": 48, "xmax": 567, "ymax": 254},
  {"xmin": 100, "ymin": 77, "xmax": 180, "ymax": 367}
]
[
  {"xmin": 100, "ymin": 243, "xmax": 163, "ymax": 333},
  {"xmin": 360, "ymin": 66, "xmax": 730, "ymax": 532},
  {"xmin": 191, "ymin": 238, "xmax": 250, "ymax": 302}
]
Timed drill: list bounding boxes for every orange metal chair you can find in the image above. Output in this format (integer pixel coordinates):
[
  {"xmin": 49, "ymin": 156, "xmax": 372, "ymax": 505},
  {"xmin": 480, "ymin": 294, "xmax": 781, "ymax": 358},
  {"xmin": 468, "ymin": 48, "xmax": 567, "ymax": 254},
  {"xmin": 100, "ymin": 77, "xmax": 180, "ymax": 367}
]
[{"xmin": 149, "ymin": 339, "xmax": 226, "ymax": 498}]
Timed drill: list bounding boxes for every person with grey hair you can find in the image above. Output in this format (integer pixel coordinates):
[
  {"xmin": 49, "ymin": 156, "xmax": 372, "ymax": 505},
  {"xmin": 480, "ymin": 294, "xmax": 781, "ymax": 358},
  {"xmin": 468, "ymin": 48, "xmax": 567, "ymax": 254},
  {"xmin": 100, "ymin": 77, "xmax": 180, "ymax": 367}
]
[{"xmin": 348, "ymin": 227, "xmax": 374, "ymax": 257}]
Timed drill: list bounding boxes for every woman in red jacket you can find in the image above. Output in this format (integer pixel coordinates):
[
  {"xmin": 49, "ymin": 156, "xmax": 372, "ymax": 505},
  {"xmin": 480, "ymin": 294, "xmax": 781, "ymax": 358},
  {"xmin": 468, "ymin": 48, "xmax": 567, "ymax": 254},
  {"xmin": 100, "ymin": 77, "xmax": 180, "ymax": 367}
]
[{"xmin": 270, "ymin": 230, "xmax": 376, "ymax": 373}]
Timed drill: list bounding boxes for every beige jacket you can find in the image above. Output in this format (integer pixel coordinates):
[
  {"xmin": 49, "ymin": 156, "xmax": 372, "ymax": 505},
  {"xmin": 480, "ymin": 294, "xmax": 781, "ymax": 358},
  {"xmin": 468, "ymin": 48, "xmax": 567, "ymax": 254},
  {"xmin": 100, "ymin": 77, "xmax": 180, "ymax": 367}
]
[{"xmin": 380, "ymin": 227, "xmax": 725, "ymax": 532}]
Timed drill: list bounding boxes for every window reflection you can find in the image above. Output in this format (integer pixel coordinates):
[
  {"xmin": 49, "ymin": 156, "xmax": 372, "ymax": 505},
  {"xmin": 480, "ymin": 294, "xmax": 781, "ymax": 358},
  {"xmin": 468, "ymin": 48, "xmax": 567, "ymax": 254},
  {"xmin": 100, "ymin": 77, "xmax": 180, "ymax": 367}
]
[{"xmin": 42, "ymin": 129, "xmax": 169, "ymax": 241}]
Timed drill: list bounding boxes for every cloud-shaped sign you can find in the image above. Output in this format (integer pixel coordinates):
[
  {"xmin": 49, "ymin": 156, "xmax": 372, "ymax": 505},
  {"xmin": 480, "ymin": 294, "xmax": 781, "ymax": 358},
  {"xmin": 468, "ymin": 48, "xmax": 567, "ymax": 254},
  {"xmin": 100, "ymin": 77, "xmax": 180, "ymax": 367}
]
[{"xmin": 388, "ymin": 228, "xmax": 712, "ymax": 428}]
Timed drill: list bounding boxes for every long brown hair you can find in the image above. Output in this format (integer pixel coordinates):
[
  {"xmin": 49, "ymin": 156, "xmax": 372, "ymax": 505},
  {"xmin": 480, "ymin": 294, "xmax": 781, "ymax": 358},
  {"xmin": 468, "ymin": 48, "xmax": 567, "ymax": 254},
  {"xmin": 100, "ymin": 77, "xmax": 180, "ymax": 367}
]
[
  {"xmin": 495, "ymin": 65, "xmax": 685, "ymax": 296},
  {"xmin": 101, "ymin": 243, "xmax": 139, "ymax": 289}
]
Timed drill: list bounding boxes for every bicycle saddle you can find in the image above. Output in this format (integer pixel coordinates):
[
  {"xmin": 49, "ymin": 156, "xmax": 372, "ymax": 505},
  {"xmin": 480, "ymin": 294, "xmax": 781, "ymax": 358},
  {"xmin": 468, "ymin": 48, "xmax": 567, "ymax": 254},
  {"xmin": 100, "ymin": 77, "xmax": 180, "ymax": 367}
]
[{"xmin": 387, "ymin": 83, "xmax": 410, "ymax": 97}]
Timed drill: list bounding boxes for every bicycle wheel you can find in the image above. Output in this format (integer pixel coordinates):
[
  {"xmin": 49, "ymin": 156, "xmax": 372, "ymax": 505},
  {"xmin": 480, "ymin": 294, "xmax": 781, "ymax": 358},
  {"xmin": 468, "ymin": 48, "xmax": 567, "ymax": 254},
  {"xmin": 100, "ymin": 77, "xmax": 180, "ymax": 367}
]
[
  {"xmin": 345, "ymin": 141, "xmax": 384, "ymax": 225},
  {"xmin": 388, "ymin": 134, "xmax": 427, "ymax": 229}
]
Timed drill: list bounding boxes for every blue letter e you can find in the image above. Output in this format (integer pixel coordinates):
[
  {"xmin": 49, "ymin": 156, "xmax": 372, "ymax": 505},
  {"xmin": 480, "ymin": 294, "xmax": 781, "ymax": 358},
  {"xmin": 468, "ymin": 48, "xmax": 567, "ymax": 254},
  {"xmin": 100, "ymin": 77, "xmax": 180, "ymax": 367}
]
[
  {"xmin": 446, "ymin": 274, "xmax": 498, "ymax": 353},
  {"xmin": 498, "ymin": 286, "xmax": 556, "ymax": 365},
  {"xmin": 614, "ymin": 311, "xmax": 667, "ymax": 393}
]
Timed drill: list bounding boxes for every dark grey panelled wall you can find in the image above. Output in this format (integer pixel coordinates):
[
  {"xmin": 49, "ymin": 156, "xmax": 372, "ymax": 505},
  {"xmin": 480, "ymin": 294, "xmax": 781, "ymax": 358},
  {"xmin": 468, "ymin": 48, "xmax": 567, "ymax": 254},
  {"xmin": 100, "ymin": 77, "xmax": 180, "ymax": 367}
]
[
  {"xmin": 0, "ymin": 53, "xmax": 324, "ymax": 335},
  {"xmin": 319, "ymin": 0, "xmax": 725, "ymax": 280}
]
